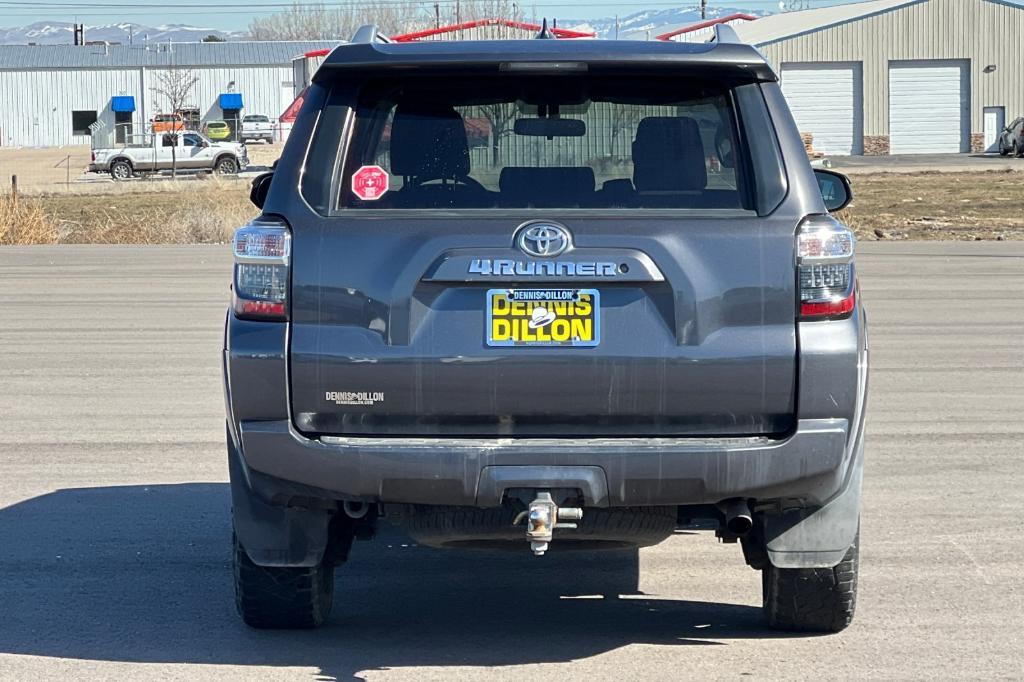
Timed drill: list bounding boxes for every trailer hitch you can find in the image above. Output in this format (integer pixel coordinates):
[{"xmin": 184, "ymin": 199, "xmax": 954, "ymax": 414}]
[{"xmin": 512, "ymin": 491, "xmax": 583, "ymax": 556}]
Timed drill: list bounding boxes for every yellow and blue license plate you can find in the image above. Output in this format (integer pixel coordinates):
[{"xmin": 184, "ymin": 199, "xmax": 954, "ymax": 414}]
[{"xmin": 486, "ymin": 288, "xmax": 600, "ymax": 347}]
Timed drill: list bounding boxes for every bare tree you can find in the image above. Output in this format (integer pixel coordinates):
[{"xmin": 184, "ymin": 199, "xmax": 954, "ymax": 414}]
[
  {"xmin": 249, "ymin": 2, "xmax": 425, "ymax": 40},
  {"xmin": 608, "ymin": 103, "xmax": 643, "ymax": 162},
  {"xmin": 444, "ymin": 0, "xmax": 524, "ymax": 26},
  {"xmin": 151, "ymin": 67, "xmax": 198, "ymax": 178},
  {"xmin": 477, "ymin": 102, "xmax": 518, "ymax": 167}
]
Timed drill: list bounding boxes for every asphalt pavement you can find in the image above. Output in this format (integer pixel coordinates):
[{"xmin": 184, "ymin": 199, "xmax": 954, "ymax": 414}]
[
  {"xmin": 829, "ymin": 152, "xmax": 1024, "ymax": 174},
  {"xmin": 0, "ymin": 242, "xmax": 1022, "ymax": 680}
]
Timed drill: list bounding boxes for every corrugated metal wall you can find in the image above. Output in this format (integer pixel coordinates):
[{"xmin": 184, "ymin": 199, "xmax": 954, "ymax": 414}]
[
  {"xmin": 0, "ymin": 64, "xmax": 294, "ymax": 147},
  {"xmin": 758, "ymin": 0, "xmax": 1024, "ymax": 136},
  {"xmin": 292, "ymin": 54, "xmax": 327, "ymax": 97}
]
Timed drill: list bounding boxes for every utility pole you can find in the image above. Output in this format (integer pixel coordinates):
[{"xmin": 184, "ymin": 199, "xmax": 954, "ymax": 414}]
[
  {"xmin": 434, "ymin": 1, "xmax": 440, "ymax": 28},
  {"xmin": 701, "ymin": 0, "xmax": 707, "ymax": 20},
  {"xmin": 614, "ymin": 14, "xmax": 619, "ymax": 39},
  {"xmin": 456, "ymin": 0, "xmax": 460, "ymax": 25}
]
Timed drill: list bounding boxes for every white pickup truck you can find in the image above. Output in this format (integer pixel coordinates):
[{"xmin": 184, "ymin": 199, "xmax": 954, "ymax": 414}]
[
  {"xmin": 240, "ymin": 114, "xmax": 274, "ymax": 144},
  {"xmin": 89, "ymin": 131, "xmax": 249, "ymax": 180}
]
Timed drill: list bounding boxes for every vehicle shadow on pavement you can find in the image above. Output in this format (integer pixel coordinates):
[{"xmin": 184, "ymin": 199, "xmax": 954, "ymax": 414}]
[{"xmin": 0, "ymin": 484, "xmax": 788, "ymax": 680}]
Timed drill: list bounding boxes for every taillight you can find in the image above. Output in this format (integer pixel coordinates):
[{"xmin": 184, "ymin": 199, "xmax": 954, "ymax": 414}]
[
  {"xmin": 797, "ymin": 215, "xmax": 856, "ymax": 320},
  {"xmin": 232, "ymin": 218, "xmax": 290, "ymax": 321}
]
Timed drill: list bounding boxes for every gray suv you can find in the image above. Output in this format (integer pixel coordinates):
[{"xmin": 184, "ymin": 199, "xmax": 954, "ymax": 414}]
[{"xmin": 225, "ymin": 25, "xmax": 867, "ymax": 633}]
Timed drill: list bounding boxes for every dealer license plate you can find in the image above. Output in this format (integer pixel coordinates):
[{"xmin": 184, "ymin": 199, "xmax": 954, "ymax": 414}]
[{"xmin": 486, "ymin": 288, "xmax": 600, "ymax": 347}]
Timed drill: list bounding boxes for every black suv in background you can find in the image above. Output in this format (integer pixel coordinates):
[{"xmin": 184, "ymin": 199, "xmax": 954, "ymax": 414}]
[{"xmin": 225, "ymin": 25, "xmax": 866, "ymax": 633}]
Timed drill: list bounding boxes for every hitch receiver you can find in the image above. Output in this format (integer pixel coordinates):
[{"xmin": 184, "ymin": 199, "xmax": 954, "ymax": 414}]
[{"xmin": 513, "ymin": 491, "xmax": 583, "ymax": 556}]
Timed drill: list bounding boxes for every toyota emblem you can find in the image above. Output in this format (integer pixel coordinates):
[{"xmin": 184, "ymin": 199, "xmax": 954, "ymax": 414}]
[{"xmin": 515, "ymin": 222, "xmax": 571, "ymax": 258}]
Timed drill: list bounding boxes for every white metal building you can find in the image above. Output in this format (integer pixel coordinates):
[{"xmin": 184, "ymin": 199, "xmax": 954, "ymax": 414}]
[
  {"xmin": 731, "ymin": 0, "xmax": 1024, "ymax": 155},
  {"xmin": 0, "ymin": 41, "xmax": 336, "ymax": 147}
]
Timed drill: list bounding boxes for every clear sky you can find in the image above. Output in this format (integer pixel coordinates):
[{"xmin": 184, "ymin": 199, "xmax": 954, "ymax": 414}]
[{"xmin": 0, "ymin": 0, "xmax": 839, "ymax": 30}]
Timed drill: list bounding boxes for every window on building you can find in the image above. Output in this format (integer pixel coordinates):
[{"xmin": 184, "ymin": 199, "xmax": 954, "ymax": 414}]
[{"xmin": 71, "ymin": 110, "xmax": 98, "ymax": 136}]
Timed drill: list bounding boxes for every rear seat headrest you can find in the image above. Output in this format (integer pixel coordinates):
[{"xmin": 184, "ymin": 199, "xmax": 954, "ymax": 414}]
[
  {"xmin": 499, "ymin": 167, "xmax": 596, "ymax": 207},
  {"xmin": 632, "ymin": 116, "xmax": 707, "ymax": 192},
  {"xmin": 390, "ymin": 104, "xmax": 470, "ymax": 180}
]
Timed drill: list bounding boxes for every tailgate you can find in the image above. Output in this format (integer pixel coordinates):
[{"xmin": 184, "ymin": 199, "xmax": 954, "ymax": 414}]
[
  {"xmin": 289, "ymin": 216, "xmax": 796, "ymax": 437},
  {"xmin": 286, "ymin": 67, "xmax": 797, "ymax": 437}
]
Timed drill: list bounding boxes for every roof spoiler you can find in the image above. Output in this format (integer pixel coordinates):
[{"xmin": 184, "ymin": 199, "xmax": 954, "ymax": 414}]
[
  {"xmin": 710, "ymin": 23, "xmax": 742, "ymax": 44},
  {"xmin": 351, "ymin": 24, "xmax": 392, "ymax": 44}
]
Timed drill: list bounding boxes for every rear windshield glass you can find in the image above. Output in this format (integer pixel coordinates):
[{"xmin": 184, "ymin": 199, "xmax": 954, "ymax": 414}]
[{"xmin": 330, "ymin": 75, "xmax": 749, "ymax": 210}]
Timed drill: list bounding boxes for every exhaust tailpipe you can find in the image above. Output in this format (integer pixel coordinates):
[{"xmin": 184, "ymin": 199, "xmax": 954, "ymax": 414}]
[
  {"xmin": 719, "ymin": 499, "xmax": 753, "ymax": 536},
  {"xmin": 343, "ymin": 501, "xmax": 369, "ymax": 519}
]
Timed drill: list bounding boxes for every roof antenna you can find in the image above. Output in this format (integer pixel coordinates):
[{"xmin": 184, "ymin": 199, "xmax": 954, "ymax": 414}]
[{"xmin": 536, "ymin": 18, "xmax": 555, "ymax": 39}]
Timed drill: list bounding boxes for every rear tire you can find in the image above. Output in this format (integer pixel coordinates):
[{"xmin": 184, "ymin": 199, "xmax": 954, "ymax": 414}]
[
  {"xmin": 215, "ymin": 156, "xmax": 239, "ymax": 175},
  {"xmin": 110, "ymin": 159, "xmax": 132, "ymax": 181},
  {"xmin": 233, "ymin": 534, "xmax": 334, "ymax": 629},
  {"xmin": 1016, "ymin": 142, "xmax": 1024, "ymax": 159},
  {"xmin": 761, "ymin": 532, "xmax": 859, "ymax": 633}
]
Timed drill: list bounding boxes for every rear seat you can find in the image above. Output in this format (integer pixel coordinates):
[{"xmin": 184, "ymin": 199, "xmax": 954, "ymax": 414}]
[{"xmin": 498, "ymin": 167, "xmax": 596, "ymax": 207}]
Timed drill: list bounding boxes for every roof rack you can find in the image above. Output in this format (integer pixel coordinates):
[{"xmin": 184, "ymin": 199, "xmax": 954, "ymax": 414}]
[
  {"xmin": 351, "ymin": 24, "xmax": 393, "ymax": 44},
  {"xmin": 711, "ymin": 23, "xmax": 742, "ymax": 44}
]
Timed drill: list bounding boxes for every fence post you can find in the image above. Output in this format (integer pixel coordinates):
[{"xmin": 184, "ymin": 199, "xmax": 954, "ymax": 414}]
[{"xmin": 10, "ymin": 174, "xmax": 17, "ymax": 203}]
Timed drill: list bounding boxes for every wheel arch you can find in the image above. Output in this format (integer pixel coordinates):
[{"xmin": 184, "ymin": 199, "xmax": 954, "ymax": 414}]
[{"xmin": 215, "ymin": 152, "xmax": 240, "ymax": 167}]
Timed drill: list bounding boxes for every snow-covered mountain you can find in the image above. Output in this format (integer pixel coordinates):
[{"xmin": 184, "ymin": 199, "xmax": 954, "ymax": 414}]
[
  {"xmin": 0, "ymin": 21, "xmax": 244, "ymax": 45},
  {"xmin": 562, "ymin": 7, "xmax": 767, "ymax": 40},
  {"xmin": 0, "ymin": 8, "xmax": 768, "ymax": 45}
]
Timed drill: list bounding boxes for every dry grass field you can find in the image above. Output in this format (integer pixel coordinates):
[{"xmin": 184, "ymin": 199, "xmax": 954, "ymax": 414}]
[
  {"xmin": 0, "ymin": 146, "xmax": 95, "ymax": 194},
  {"xmin": 1, "ymin": 184, "xmax": 255, "ymax": 245},
  {"xmin": 0, "ymin": 144, "xmax": 1021, "ymax": 244},
  {"xmin": 845, "ymin": 170, "xmax": 1024, "ymax": 240},
  {"xmin": 0, "ymin": 144, "xmax": 280, "ymax": 194},
  {"xmin": 0, "ymin": 145, "xmax": 268, "ymax": 245}
]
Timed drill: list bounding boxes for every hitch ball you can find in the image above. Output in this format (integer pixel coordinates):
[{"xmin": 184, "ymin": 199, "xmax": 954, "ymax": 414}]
[{"xmin": 517, "ymin": 491, "xmax": 583, "ymax": 556}]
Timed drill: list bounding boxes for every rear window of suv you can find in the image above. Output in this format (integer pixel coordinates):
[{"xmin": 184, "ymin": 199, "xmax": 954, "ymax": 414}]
[{"xmin": 303, "ymin": 73, "xmax": 782, "ymax": 212}]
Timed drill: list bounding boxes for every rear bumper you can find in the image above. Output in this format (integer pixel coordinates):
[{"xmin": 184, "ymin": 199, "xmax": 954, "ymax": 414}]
[
  {"xmin": 225, "ymin": 300, "xmax": 868, "ymax": 569},
  {"xmin": 235, "ymin": 416, "xmax": 856, "ymax": 508},
  {"xmin": 225, "ymin": 304, "xmax": 867, "ymax": 510}
]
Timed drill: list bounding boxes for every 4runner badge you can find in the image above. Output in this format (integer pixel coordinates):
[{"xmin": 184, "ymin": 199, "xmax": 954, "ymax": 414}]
[
  {"xmin": 465, "ymin": 221, "xmax": 618, "ymax": 278},
  {"xmin": 325, "ymin": 391, "xmax": 385, "ymax": 406}
]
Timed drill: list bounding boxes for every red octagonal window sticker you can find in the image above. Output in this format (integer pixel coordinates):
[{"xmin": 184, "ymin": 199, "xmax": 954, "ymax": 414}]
[{"xmin": 351, "ymin": 165, "xmax": 389, "ymax": 201}]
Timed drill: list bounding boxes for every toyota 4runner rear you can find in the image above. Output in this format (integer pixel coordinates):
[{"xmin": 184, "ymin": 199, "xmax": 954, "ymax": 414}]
[{"xmin": 224, "ymin": 25, "xmax": 867, "ymax": 632}]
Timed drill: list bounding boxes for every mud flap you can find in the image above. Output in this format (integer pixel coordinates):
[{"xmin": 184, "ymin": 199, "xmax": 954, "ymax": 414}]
[
  {"xmin": 228, "ymin": 426, "xmax": 331, "ymax": 568},
  {"xmin": 764, "ymin": 439, "xmax": 863, "ymax": 569}
]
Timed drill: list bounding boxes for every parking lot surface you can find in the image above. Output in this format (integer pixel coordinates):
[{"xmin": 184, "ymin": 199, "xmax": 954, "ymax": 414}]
[
  {"xmin": 830, "ymin": 152, "xmax": 1024, "ymax": 174},
  {"xmin": 0, "ymin": 242, "xmax": 1022, "ymax": 680}
]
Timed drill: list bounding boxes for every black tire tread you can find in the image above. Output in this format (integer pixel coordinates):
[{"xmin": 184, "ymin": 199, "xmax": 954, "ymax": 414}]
[
  {"xmin": 762, "ymin": 533, "xmax": 858, "ymax": 633},
  {"xmin": 233, "ymin": 535, "xmax": 333, "ymax": 629}
]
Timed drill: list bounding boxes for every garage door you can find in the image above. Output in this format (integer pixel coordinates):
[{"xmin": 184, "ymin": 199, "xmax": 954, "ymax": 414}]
[
  {"xmin": 781, "ymin": 63, "xmax": 863, "ymax": 156},
  {"xmin": 889, "ymin": 61, "xmax": 968, "ymax": 154}
]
